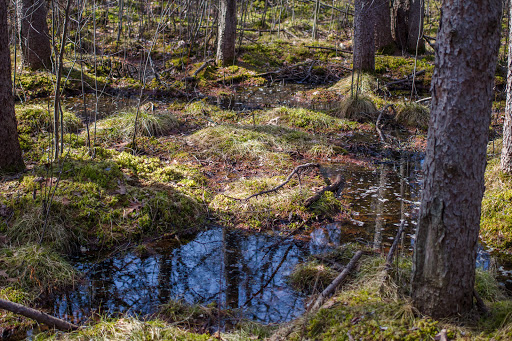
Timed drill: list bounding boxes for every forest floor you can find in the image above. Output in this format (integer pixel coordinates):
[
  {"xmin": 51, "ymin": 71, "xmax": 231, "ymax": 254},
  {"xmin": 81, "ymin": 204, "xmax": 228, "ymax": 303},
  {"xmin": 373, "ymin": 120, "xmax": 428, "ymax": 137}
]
[{"xmin": 1, "ymin": 30, "xmax": 512, "ymax": 340}]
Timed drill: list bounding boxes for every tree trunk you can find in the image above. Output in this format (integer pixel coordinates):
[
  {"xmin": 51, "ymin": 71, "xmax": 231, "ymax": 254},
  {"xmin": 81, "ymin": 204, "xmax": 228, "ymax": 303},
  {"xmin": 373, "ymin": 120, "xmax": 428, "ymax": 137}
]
[
  {"xmin": 17, "ymin": 0, "xmax": 52, "ymax": 70},
  {"xmin": 353, "ymin": 0, "xmax": 375, "ymax": 71},
  {"xmin": 216, "ymin": 0, "xmax": 237, "ymax": 66},
  {"xmin": 411, "ymin": 0, "xmax": 502, "ymax": 318},
  {"xmin": 0, "ymin": 0, "xmax": 24, "ymax": 173},
  {"xmin": 502, "ymin": 4, "xmax": 512, "ymax": 173},
  {"xmin": 392, "ymin": 0, "xmax": 408, "ymax": 51},
  {"xmin": 374, "ymin": 0, "xmax": 394, "ymax": 52},
  {"xmin": 407, "ymin": 0, "xmax": 424, "ymax": 53}
]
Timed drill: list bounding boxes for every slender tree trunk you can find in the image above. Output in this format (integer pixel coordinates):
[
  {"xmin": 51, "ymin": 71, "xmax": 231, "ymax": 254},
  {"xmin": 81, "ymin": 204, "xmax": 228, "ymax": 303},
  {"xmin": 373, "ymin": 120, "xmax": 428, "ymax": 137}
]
[
  {"xmin": 374, "ymin": 0, "xmax": 394, "ymax": 52},
  {"xmin": 353, "ymin": 0, "xmax": 375, "ymax": 71},
  {"xmin": 502, "ymin": 4, "xmax": 512, "ymax": 173},
  {"xmin": 216, "ymin": 0, "xmax": 237, "ymax": 65},
  {"xmin": 411, "ymin": 0, "xmax": 502, "ymax": 318},
  {"xmin": 0, "ymin": 0, "xmax": 24, "ymax": 172},
  {"xmin": 17, "ymin": 0, "xmax": 52, "ymax": 70}
]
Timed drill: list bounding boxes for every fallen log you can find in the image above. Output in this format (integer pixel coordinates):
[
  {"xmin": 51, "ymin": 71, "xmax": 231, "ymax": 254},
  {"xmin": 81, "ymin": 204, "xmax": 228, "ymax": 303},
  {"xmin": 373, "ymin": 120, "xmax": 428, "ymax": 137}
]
[
  {"xmin": 310, "ymin": 250, "xmax": 363, "ymax": 311},
  {"xmin": 0, "ymin": 298, "xmax": 78, "ymax": 331},
  {"xmin": 192, "ymin": 59, "xmax": 214, "ymax": 77}
]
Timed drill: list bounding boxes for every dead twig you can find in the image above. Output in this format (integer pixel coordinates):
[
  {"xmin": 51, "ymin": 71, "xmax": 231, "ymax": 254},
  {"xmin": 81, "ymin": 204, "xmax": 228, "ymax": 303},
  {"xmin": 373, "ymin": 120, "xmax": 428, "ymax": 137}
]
[{"xmin": 192, "ymin": 59, "xmax": 214, "ymax": 78}]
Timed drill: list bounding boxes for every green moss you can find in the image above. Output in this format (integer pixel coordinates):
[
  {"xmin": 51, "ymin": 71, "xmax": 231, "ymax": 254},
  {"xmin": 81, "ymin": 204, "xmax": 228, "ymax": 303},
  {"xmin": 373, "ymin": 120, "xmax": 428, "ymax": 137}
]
[
  {"xmin": 289, "ymin": 261, "xmax": 338, "ymax": 293},
  {"xmin": 481, "ymin": 158, "xmax": 512, "ymax": 250}
]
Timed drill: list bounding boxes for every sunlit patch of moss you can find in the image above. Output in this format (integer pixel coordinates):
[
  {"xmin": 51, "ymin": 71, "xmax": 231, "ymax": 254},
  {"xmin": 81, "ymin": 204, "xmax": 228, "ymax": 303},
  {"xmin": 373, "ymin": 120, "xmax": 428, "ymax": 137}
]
[
  {"xmin": 252, "ymin": 106, "xmax": 359, "ymax": 134},
  {"xmin": 481, "ymin": 158, "xmax": 512, "ymax": 250},
  {"xmin": 0, "ymin": 244, "xmax": 77, "ymax": 294},
  {"xmin": 375, "ymin": 55, "xmax": 434, "ymax": 85},
  {"xmin": 16, "ymin": 104, "xmax": 83, "ymax": 134},
  {"xmin": 395, "ymin": 102, "xmax": 430, "ymax": 130},
  {"xmin": 16, "ymin": 71, "xmax": 54, "ymax": 98}
]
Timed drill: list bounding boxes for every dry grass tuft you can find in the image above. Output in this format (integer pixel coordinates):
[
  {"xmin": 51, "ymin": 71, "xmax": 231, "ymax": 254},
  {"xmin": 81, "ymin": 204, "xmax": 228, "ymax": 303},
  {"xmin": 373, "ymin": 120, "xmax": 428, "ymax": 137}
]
[
  {"xmin": 395, "ymin": 102, "xmax": 430, "ymax": 130},
  {"xmin": 336, "ymin": 96, "xmax": 377, "ymax": 121}
]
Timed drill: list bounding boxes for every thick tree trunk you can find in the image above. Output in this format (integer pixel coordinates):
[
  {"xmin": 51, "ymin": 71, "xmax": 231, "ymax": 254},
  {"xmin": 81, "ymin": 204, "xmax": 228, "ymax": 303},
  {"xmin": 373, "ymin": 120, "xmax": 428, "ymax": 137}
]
[
  {"xmin": 392, "ymin": 0, "xmax": 424, "ymax": 53},
  {"xmin": 353, "ymin": 0, "xmax": 375, "ymax": 71},
  {"xmin": 216, "ymin": 0, "xmax": 237, "ymax": 66},
  {"xmin": 407, "ymin": 0, "xmax": 424, "ymax": 52},
  {"xmin": 0, "ymin": 0, "xmax": 24, "ymax": 173},
  {"xmin": 411, "ymin": 0, "xmax": 502, "ymax": 318},
  {"xmin": 502, "ymin": 4, "xmax": 512, "ymax": 173},
  {"xmin": 392, "ymin": 0, "xmax": 408, "ymax": 51},
  {"xmin": 374, "ymin": 0, "xmax": 394, "ymax": 52},
  {"xmin": 17, "ymin": 0, "xmax": 52, "ymax": 70}
]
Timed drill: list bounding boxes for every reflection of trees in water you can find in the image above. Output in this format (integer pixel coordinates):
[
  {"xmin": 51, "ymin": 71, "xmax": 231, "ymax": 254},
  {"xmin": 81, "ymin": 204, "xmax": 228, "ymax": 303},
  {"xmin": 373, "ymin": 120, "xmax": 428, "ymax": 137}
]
[{"xmin": 52, "ymin": 228, "xmax": 308, "ymax": 324}]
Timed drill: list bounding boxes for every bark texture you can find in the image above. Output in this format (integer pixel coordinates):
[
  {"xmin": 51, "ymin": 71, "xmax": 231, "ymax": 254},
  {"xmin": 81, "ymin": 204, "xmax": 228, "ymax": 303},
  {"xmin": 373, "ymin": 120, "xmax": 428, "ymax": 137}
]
[
  {"xmin": 411, "ymin": 0, "xmax": 502, "ymax": 318},
  {"xmin": 502, "ymin": 3, "xmax": 512, "ymax": 173},
  {"xmin": 17, "ymin": 0, "xmax": 52, "ymax": 70},
  {"xmin": 353, "ymin": 0, "xmax": 375, "ymax": 71},
  {"xmin": 216, "ymin": 0, "xmax": 237, "ymax": 65},
  {"xmin": 0, "ymin": 0, "xmax": 24, "ymax": 172},
  {"xmin": 374, "ymin": 0, "xmax": 394, "ymax": 52},
  {"xmin": 392, "ymin": 0, "xmax": 424, "ymax": 53}
]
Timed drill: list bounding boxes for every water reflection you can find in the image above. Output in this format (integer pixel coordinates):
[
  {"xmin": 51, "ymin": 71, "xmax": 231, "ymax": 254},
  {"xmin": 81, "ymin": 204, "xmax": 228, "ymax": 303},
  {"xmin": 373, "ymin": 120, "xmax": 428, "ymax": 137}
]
[{"xmin": 51, "ymin": 228, "xmax": 311, "ymax": 324}]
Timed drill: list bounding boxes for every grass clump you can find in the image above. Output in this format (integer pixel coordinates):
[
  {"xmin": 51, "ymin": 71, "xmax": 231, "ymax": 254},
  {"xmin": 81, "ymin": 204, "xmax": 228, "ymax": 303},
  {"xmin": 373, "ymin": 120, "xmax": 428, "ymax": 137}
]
[
  {"xmin": 289, "ymin": 261, "xmax": 338, "ymax": 294},
  {"xmin": 94, "ymin": 108, "xmax": 177, "ymax": 143},
  {"xmin": 336, "ymin": 96, "xmax": 377, "ymax": 121},
  {"xmin": 395, "ymin": 102, "xmax": 430, "ymax": 130},
  {"xmin": 0, "ymin": 244, "xmax": 77, "ymax": 294},
  {"xmin": 480, "ymin": 158, "xmax": 512, "ymax": 250},
  {"xmin": 184, "ymin": 100, "xmax": 239, "ymax": 123},
  {"xmin": 330, "ymin": 73, "xmax": 378, "ymax": 98},
  {"xmin": 33, "ymin": 317, "xmax": 211, "ymax": 341},
  {"xmin": 16, "ymin": 104, "xmax": 83, "ymax": 134}
]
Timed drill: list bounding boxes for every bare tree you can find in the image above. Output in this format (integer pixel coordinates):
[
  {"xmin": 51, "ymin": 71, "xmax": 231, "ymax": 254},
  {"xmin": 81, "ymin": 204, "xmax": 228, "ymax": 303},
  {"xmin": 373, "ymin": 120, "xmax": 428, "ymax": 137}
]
[
  {"xmin": 0, "ymin": 0, "xmax": 24, "ymax": 172},
  {"xmin": 353, "ymin": 0, "xmax": 376, "ymax": 71},
  {"xmin": 17, "ymin": 0, "xmax": 52, "ymax": 70},
  {"xmin": 411, "ymin": 0, "xmax": 502, "ymax": 318},
  {"xmin": 216, "ymin": 0, "xmax": 237, "ymax": 65}
]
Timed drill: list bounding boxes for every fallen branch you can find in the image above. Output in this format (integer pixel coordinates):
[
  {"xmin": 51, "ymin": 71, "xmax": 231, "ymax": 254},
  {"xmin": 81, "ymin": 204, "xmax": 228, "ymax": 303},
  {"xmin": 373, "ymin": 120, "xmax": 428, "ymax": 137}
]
[
  {"xmin": 375, "ymin": 104, "xmax": 395, "ymax": 144},
  {"xmin": 305, "ymin": 45, "xmax": 353, "ymax": 54},
  {"xmin": 228, "ymin": 163, "xmax": 320, "ymax": 201},
  {"xmin": 192, "ymin": 59, "xmax": 214, "ymax": 77},
  {"xmin": 304, "ymin": 173, "xmax": 345, "ymax": 207},
  {"xmin": 310, "ymin": 250, "xmax": 363, "ymax": 311},
  {"xmin": 416, "ymin": 96, "xmax": 432, "ymax": 103},
  {"xmin": 385, "ymin": 70, "xmax": 425, "ymax": 87},
  {"xmin": 384, "ymin": 220, "xmax": 406, "ymax": 272},
  {"xmin": 0, "ymin": 298, "xmax": 78, "ymax": 331}
]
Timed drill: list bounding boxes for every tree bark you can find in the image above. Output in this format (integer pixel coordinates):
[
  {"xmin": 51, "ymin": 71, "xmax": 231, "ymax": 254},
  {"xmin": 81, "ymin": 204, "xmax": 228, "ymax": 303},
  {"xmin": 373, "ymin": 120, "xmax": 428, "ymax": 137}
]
[
  {"xmin": 216, "ymin": 0, "xmax": 237, "ymax": 66},
  {"xmin": 411, "ymin": 0, "xmax": 502, "ymax": 318},
  {"xmin": 374, "ymin": 0, "xmax": 395, "ymax": 52},
  {"xmin": 0, "ymin": 0, "xmax": 24, "ymax": 172},
  {"xmin": 17, "ymin": 0, "xmax": 52, "ymax": 70},
  {"xmin": 353, "ymin": 0, "xmax": 375, "ymax": 71},
  {"xmin": 392, "ymin": 0, "xmax": 424, "ymax": 53},
  {"xmin": 407, "ymin": 0, "xmax": 424, "ymax": 53},
  {"xmin": 502, "ymin": 3, "xmax": 512, "ymax": 173}
]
